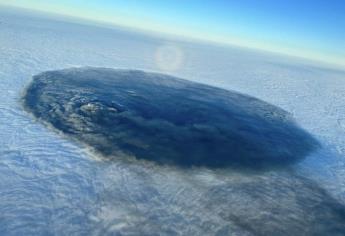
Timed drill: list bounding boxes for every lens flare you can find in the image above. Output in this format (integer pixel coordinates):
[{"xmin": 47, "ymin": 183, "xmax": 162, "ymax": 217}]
[{"xmin": 155, "ymin": 44, "xmax": 184, "ymax": 72}]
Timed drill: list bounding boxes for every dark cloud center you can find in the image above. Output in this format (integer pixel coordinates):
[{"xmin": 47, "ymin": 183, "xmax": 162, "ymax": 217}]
[{"xmin": 23, "ymin": 67, "xmax": 319, "ymax": 170}]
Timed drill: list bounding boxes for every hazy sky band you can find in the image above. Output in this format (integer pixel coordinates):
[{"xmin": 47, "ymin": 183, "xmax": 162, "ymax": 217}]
[{"xmin": 2, "ymin": 0, "xmax": 344, "ymax": 66}]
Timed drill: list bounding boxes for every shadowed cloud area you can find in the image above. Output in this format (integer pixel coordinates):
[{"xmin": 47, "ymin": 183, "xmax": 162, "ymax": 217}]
[
  {"xmin": 203, "ymin": 172, "xmax": 345, "ymax": 235},
  {"xmin": 23, "ymin": 67, "xmax": 319, "ymax": 170}
]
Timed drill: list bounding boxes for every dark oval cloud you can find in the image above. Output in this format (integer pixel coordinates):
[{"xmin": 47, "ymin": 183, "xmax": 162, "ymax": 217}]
[{"xmin": 23, "ymin": 67, "xmax": 319, "ymax": 170}]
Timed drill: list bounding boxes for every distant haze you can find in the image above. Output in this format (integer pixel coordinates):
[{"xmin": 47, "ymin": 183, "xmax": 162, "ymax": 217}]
[{"xmin": 1, "ymin": 0, "xmax": 344, "ymax": 67}]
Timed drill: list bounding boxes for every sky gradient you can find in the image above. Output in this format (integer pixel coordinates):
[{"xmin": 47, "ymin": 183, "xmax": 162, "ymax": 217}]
[{"xmin": 1, "ymin": 0, "xmax": 345, "ymax": 66}]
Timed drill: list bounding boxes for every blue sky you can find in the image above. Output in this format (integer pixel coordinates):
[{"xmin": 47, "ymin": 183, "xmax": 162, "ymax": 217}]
[{"xmin": 2, "ymin": 0, "xmax": 345, "ymax": 66}]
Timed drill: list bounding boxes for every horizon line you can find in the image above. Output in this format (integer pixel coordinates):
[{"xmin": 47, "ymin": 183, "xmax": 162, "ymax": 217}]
[{"xmin": 1, "ymin": 3, "xmax": 344, "ymax": 70}]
